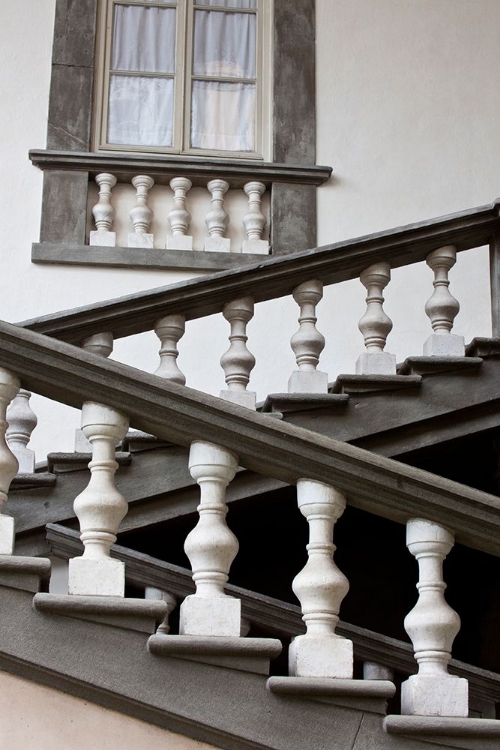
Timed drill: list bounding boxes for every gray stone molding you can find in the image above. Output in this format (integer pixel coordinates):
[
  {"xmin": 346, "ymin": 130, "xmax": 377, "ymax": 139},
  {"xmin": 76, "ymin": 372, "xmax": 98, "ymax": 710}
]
[
  {"xmin": 38, "ymin": 0, "xmax": 321, "ymax": 257},
  {"xmin": 267, "ymin": 677, "xmax": 395, "ymax": 716},
  {"xmin": 0, "ymin": 555, "xmax": 51, "ymax": 593},
  {"xmin": 20, "ymin": 198, "xmax": 500, "ymax": 344},
  {"xmin": 0, "ymin": 319, "xmax": 500, "ymax": 555},
  {"xmin": 384, "ymin": 715, "xmax": 500, "ymax": 740}
]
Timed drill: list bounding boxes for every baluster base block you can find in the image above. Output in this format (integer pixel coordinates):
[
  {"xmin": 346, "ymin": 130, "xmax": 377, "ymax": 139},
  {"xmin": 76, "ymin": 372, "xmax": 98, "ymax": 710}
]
[
  {"xmin": 355, "ymin": 352, "xmax": 397, "ymax": 375},
  {"xmin": 219, "ymin": 390, "xmax": 256, "ymax": 410},
  {"xmin": 128, "ymin": 232, "xmax": 153, "ymax": 249},
  {"xmin": 179, "ymin": 594, "xmax": 241, "ymax": 636},
  {"xmin": 401, "ymin": 674, "xmax": 468, "ymax": 717},
  {"xmin": 242, "ymin": 239, "xmax": 269, "ymax": 255},
  {"xmin": 89, "ymin": 231, "xmax": 116, "ymax": 247},
  {"xmin": 68, "ymin": 557, "xmax": 125, "ymax": 597},
  {"xmin": 289, "ymin": 634, "xmax": 354, "ymax": 679},
  {"xmin": 423, "ymin": 333, "xmax": 465, "ymax": 357},
  {"xmin": 0, "ymin": 515, "xmax": 15, "ymax": 555},
  {"xmin": 167, "ymin": 235, "xmax": 193, "ymax": 251},
  {"xmin": 14, "ymin": 448, "xmax": 36, "ymax": 474},
  {"xmin": 288, "ymin": 370, "xmax": 328, "ymax": 394},
  {"xmin": 204, "ymin": 237, "xmax": 230, "ymax": 254}
]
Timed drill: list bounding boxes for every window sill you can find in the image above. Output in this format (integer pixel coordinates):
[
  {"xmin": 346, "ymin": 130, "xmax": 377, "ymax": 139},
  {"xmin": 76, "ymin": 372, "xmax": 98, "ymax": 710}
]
[{"xmin": 31, "ymin": 242, "xmax": 271, "ymax": 273}]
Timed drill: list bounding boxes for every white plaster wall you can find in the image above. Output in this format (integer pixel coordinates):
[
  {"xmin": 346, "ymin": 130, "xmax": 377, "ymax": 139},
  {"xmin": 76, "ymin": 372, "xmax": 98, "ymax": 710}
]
[
  {"xmin": 0, "ymin": 0, "xmax": 499, "ymax": 463},
  {"xmin": 0, "ymin": 669, "xmax": 218, "ymax": 750}
]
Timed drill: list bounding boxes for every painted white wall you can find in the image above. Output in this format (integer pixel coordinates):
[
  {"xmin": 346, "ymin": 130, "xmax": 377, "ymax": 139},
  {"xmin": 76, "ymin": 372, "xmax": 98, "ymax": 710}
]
[
  {"xmin": 0, "ymin": 0, "xmax": 498, "ymax": 463},
  {"xmin": 0, "ymin": 669, "xmax": 218, "ymax": 750}
]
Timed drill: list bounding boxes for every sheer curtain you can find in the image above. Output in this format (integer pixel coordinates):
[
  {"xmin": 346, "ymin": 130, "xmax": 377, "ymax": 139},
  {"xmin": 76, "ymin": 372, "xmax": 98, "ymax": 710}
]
[{"xmin": 106, "ymin": 1, "xmax": 258, "ymax": 152}]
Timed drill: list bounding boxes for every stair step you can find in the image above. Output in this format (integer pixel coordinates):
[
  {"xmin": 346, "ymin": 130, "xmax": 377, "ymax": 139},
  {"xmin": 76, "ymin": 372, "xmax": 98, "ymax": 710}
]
[
  {"xmin": 268, "ymin": 676, "xmax": 395, "ymax": 715},
  {"xmin": 384, "ymin": 714, "xmax": 500, "ymax": 743},
  {"xmin": 330, "ymin": 374, "xmax": 422, "ymax": 394},
  {"xmin": 397, "ymin": 356, "xmax": 483, "ymax": 376},
  {"xmin": 34, "ymin": 592, "xmax": 166, "ymax": 634},
  {"xmin": 47, "ymin": 451, "xmax": 131, "ymax": 473},
  {"xmin": 121, "ymin": 430, "xmax": 173, "ymax": 453},
  {"xmin": 466, "ymin": 337, "xmax": 500, "ymax": 358},
  {"xmin": 11, "ymin": 472, "xmax": 57, "ymax": 489},
  {"xmin": 0, "ymin": 555, "xmax": 51, "ymax": 593},
  {"xmin": 261, "ymin": 393, "xmax": 349, "ymax": 414},
  {"xmin": 149, "ymin": 634, "xmax": 282, "ymax": 675}
]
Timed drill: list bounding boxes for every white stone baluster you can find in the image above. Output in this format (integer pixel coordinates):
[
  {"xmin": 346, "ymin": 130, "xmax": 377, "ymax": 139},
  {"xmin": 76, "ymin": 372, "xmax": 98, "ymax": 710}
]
[
  {"xmin": 179, "ymin": 441, "xmax": 240, "ymax": 636},
  {"xmin": 68, "ymin": 402, "xmax": 129, "ymax": 597},
  {"xmin": 288, "ymin": 280, "xmax": 328, "ymax": 393},
  {"xmin": 0, "ymin": 369, "xmax": 20, "ymax": 554},
  {"xmin": 145, "ymin": 587, "xmax": 177, "ymax": 634},
  {"xmin": 242, "ymin": 181, "xmax": 269, "ymax": 255},
  {"xmin": 204, "ymin": 179, "xmax": 230, "ymax": 253},
  {"xmin": 128, "ymin": 175, "xmax": 154, "ymax": 248},
  {"xmin": 401, "ymin": 518, "xmax": 468, "ymax": 716},
  {"xmin": 220, "ymin": 297, "xmax": 256, "ymax": 409},
  {"xmin": 167, "ymin": 177, "xmax": 193, "ymax": 251},
  {"xmin": 289, "ymin": 479, "xmax": 353, "ymax": 678},
  {"xmin": 356, "ymin": 262, "xmax": 396, "ymax": 374},
  {"xmin": 75, "ymin": 333, "xmax": 114, "ymax": 452},
  {"xmin": 90, "ymin": 173, "xmax": 117, "ymax": 247},
  {"xmin": 424, "ymin": 245, "xmax": 465, "ymax": 356},
  {"xmin": 6, "ymin": 390, "xmax": 37, "ymax": 473},
  {"xmin": 154, "ymin": 315, "xmax": 186, "ymax": 385}
]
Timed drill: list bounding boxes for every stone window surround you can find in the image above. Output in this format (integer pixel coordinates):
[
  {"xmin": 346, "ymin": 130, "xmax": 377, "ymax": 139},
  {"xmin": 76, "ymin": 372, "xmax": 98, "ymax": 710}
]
[{"xmin": 34, "ymin": 0, "xmax": 327, "ymax": 269}]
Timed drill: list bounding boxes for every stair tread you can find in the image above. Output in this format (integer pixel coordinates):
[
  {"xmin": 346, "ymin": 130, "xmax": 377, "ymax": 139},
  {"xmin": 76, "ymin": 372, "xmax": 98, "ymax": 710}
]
[
  {"xmin": 261, "ymin": 393, "xmax": 349, "ymax": 414},
  {"xmin": 384, "ymin": 714, "xmax": 500, "ymax": 738},
  {"xmin": 397, "ymin": 356, "xmax": 483, "ymax": 376},
  {"xmin": 330, "ymin": 374, "xmax": 422, "ymax": 394}
]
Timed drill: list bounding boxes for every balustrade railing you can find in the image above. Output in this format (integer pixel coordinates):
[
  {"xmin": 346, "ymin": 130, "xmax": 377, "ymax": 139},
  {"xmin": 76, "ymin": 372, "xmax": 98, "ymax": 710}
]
[{"xmin": 3, "ymin": 198, "xmax": 500, "ymax": 723}]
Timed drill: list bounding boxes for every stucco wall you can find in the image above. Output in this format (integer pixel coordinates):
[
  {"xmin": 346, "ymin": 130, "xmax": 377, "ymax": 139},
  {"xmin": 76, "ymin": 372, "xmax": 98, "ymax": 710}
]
[
  {"xmin": 0, "ymin": 0, "xmax": 498, "ymax": 460},
  {"xmin": 0, "ymin": 669, "xmax": 218, "ymax": 750}
]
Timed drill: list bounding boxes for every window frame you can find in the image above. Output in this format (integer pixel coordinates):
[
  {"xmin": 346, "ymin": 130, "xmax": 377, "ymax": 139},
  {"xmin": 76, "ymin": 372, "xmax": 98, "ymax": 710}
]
[{"xmin": 93, "ymin": 0, "xmax": 272, "ymax": 160}]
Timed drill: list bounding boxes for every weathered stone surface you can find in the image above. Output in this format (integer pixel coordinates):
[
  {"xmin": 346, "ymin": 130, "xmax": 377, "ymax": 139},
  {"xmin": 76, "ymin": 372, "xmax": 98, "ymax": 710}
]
[
  {"xmin": 68, "ymin": 557, "xmax": 125, "ymax": 597},
  {"xmin": 40, "ymin": 171, "xmax": 88, "ymax": 245}
]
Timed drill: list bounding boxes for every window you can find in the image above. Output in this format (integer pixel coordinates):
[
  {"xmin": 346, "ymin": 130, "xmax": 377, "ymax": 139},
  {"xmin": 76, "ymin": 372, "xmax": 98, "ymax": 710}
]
[{"xmin": 94, "ymin": 0, "xmax": 271, "ymax": 158}]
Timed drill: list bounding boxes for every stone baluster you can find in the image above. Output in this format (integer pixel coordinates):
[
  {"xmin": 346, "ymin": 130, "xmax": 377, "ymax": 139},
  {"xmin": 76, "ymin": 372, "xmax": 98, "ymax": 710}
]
[
  {"xmin": 204, "ymin": 179, "xmax": 230, "ymax": 253},
  {"xmin": 167, "ymin": 177, "xmax": 193, "ymax": 251},
  {"xmin": 401, "ymin": 518, "xmax": 468, "ymax": 716},
  {"xmin": 220, "ymin": 297, "xmax": 256, "ymax": 409},
  {"xmin": 363, "ymin": 662, "xmax": 394, "ymax": 681},
  {"xmin": 145, "ymin": 586, "xmax": 177, "ymax": 634},
  {"xmin": 68, "ymin": 402, "xmax": 130, "ymax": 597},
  {"xmin": 242, "ymin": 181, "xmax": 269, "ymax": 255},
  {"xmin": 356, "ymin": 262, "xmax": 396, "ymax": 374},
  {"xmin": 424, "ymin": 245, "xmax": 465, "ymax": 356},
  {"xmin": 179, "ymin": 441, "xmax": 240, "ymax": 636},
  {"xmin": 6, "ymin": 390, "xmax": 37, "ymax": 473},
  {"xmin": 154, "ymin": 315, "xmax": 186, "ymax": 385},
  {"xmin": 75, "ymin": 333, "xmax": 114, "ymax": 452},
  {"xmin": 0, "ymin": 369, "xmax": 20, "ymax": 554},
  {"xmin": 288, "ymin": 280, "xmax": 328, "ymax": 393},
  {"xmin": 90, "ymin": 173, "xmax": 117, "ymax": 247},
  {"xmin": 128, "ymin": 175, "xmax": 154, "ymax": 248},
  {"xmin": 289, "ymin": 479, "xmax": 353, "ymax": 678}
]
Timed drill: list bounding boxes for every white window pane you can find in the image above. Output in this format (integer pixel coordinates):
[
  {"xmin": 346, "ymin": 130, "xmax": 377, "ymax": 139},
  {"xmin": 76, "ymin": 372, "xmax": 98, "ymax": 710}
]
[
  {"xmin": 191, "ymin": 80, "xmax": 255, "ymax": 151},
  {"xmin": 201, "ymin": 0, "xmax": 256, "ymax": 7},
  {"xmin": 193, "ymin": 10, "xmax": 256, "ymax": 78},
  {"xmin": 108, "ymin": 75, "xmax": 174, "ymax": 147},
  {"xmin": 112, "ymin": 5, "xmax": 176, "ymax": 73}
]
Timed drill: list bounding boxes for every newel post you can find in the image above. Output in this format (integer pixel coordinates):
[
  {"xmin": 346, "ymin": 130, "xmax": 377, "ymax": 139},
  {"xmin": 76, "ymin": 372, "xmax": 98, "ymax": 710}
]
[
  {"xmin": 289, "ymin": 479, "xmax": 353, "ymax": 678},
  {"xmin": 401, "ymin": 518, "xmax": 468, "ymax": 716},
  {"xmin": 180, "ymin": 441, "xmax": 240, "ymax": 636}
]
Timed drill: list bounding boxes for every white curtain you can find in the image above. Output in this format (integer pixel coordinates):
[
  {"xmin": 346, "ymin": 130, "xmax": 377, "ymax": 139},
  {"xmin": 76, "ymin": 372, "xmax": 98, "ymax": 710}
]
[
  {"xmin": 191, "ymin": 80, "xmax": 255, "ymax": 151},
  {"xmin": 108, "ymin": 75, "xmax": 174, "ymax": 146},
  {"xmin": 193, "ymin": 10, "xmax": 256, "ymax": 78},
  {"xmin": 112, "ymin": 5, "xmax": 176, "ymax": 73}
]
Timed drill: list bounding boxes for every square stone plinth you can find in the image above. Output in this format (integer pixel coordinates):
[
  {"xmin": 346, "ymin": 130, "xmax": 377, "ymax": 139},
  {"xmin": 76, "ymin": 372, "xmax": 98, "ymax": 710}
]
[
  {"xmin": 204, "ymin": 237, "xmax": 230, "ymax": 253},
  {"xmin": 401, "ymin": 674, "xmax": 469, "ymax": 717},
  {"xmin": 219, "ymin": 389, "xmax": 256, "ymax": 410},
  {"xmin": 179, "ymin": 595, "xmax": 241, "ymax": 636},
  {"xmin": 0, "ymin": 515, "xmax": 15, "ymax": 555},
  {"xmin": 89, "ymin": 231, "xmax": 116, "ymax": 247},
  {"xmin": 167, "ymin": 235, "xmax": 193, "ymax": 251},
  {"xmin": 128, "ymin": 232, "xmax": 153, "ymax": 249},
  {"xmin": 288, "ymin": 370, "xmax": 329, "ymax": 394},
  {"xmin": 68, "ymin": 557, "xmax": 125, "ymax": 597},
  {"xmin": 242, "ymin": 239, "xmax": 269, "ymax": 255},
  {"xmin": 355, "ymin": 352, "xmax": 396, "ymax": 375},
  {"xmin": 289, "ymin": 634, "xmax": 354, "ymax": 678},
  {"xmin": 423, "ymin": 333, "xmax": 465, "ymax": 357}
]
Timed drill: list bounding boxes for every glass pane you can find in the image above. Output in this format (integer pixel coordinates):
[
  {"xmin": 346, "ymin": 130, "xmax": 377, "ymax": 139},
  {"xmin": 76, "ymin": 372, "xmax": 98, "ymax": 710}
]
[
  {"xmin": 108, "ymin": 75, "xmax": 174, "ymax": 147},
  {"xmin": 193, "ymin": 10, "xmax": 256, "ymax": 78},
  {"xmin": 191, "ymin": 80, "xmax": 255, "ymax": 151},
  {"xmin": 199, "ymin": 0, "xmax": 256, "ymax": 7},
  {"xmin": 112, "ymin": 5, "xmax": 176, "ymax": 73}
]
